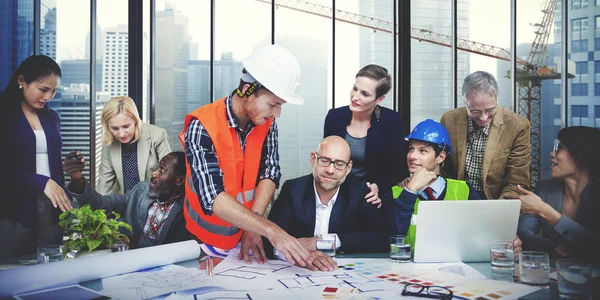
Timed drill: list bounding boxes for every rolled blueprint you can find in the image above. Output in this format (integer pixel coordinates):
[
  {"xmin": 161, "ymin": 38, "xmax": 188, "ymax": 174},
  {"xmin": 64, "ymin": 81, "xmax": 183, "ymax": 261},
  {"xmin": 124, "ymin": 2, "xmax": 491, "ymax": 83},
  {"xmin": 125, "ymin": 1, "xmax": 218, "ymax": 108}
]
[{"xmin": 0, "ymin": 240, "xmax": 201, "ymax": 297}]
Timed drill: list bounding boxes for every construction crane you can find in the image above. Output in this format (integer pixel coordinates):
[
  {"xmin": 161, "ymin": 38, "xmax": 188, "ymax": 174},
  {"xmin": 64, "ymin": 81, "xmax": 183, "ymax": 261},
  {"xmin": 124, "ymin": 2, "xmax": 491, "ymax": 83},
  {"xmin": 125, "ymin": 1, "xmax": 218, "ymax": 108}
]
[
  {"xmin": 515, "ymin": 0, "xmax": 557, "ymax": 187},
  {"xmin": 256, "ymin": 0, "xmax": 566, "ymax": 187}
]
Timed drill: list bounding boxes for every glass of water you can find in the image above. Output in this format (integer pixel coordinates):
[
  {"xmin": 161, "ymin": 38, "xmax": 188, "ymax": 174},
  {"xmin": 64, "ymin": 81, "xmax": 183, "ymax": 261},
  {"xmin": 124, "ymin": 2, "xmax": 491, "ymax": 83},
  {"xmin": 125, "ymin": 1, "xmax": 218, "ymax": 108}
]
[
  {"xmin": 316, "ymin": 234, "xmax": 337, "ymax": 257},
  {"xmin": 37, "ymin": 245, "xmax": 64, "ymax": 264},
  {"xmin": 557, "ymin": 259, "xmax": 592, "ymax": 298},
  {"xmin": 390, "ymin": 235, "xmax": 411, "ymax": 263},
  {"xmin": 490, "ymin": 240, "xmax": 515, "ymax": 271},
  {"xmin": 111, "ymin": 236, "xmax": 130, "ymax": 252},
  {"xmin": 519, "ymin": 251, "xmax": 550, "ymax": 286}
]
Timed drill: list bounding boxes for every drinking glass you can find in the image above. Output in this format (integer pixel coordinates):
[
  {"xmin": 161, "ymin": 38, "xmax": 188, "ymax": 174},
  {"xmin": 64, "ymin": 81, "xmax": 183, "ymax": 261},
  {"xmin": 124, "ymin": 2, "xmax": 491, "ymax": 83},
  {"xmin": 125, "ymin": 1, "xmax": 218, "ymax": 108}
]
[
  {"xmin": 519, "ymin": 251, "xmax": 550, "ymax": 285},
  {"xmin": 316, "ymin": 234, "xmax": 337, "ymax": 257},
  {"xmin": 37, "ymin": 245, "xmax": 64, "ymax": 264},
  {"xmin": 490, "ymin": 239, "xmax": 515, "ymax": 274},
  {"xmin": 557, "ymin": 259, "xmax": 592, "ymax": 298},
  {"xmin": 390, "ymin": 235, "xmax": 411, "ymax": 263}
]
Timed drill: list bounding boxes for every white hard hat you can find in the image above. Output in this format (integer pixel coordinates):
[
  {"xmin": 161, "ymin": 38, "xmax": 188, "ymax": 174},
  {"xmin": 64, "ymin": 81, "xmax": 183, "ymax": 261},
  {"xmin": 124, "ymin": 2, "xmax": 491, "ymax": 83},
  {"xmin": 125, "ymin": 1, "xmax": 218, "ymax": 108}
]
[{"xmin": 242, "ymin": 44, "xmax": 304, "ymax": 105}]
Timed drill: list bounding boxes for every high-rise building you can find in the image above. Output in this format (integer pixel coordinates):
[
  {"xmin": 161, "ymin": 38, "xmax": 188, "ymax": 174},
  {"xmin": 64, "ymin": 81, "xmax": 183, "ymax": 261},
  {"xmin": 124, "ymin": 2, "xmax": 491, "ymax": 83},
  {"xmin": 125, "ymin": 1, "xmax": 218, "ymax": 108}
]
[
  {"xmin": 60, "ymin": 59, "xmax": 103, "ymax": 88},
  {"xmin": 410, "ymin": 0, "xmax": 470, "ymax": 126},
  {"xmin": 102, "ymin": 25, "xmax": 128, "ymax": 97},
  {"xmin": 40, "ymin": 3, "xmax": 57, "ymax": 60},
  {"xmin": 538, "ymin": 1, "xmax": 599, "ymax": 179},
  {"xmin": 189, "ymin": 42, "xmax": 199, "ymax": 60},
  {"xmin": 276, "ymin": 36, "xmax": 329, "ymax": 183},
  {"xmin": 187, "ymin": 52, "xmax": 241, "ymax": 114},
  {"xmin": 358, "ymin": 1, "xmax": 394, "ymax": 108},
  {"xmin": 0, "ymin": 0, "xmax": 34, "ymax": 88},
  {"xmin": 156, "ymin": 7, "xmax": 190, "ymax": 150},
  {"xmin": 57, "ymin": 84, "xmax": 110, "ymax": 183}
]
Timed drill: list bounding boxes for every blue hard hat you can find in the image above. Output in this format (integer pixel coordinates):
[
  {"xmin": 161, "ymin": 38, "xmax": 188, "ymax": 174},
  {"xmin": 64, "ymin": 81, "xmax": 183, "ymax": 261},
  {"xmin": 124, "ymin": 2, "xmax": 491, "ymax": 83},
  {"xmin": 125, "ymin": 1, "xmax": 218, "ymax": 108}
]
[{"xmin": 405, "ymin": 119, "xmax": 453, "ymax": 154}]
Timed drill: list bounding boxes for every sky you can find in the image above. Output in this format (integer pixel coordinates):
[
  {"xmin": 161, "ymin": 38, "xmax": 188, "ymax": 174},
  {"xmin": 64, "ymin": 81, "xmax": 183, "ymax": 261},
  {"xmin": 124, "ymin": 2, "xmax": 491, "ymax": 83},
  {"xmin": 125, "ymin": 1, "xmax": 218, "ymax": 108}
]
[{"xmin": 54, "ymin": 0, "xmax": 553, "ymax": 78}]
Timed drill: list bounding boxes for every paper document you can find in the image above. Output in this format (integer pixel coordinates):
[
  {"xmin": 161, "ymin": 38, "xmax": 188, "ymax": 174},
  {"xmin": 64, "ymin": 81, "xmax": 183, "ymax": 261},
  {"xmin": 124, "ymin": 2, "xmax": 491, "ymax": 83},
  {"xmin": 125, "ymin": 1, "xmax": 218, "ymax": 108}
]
[
  {"xmin": 102, "ymin": 264, "xmax": 208, "ymax": 300},
  {"xmin": 0, "ymin": 240, "xmax": 201, "ymax": 297}
]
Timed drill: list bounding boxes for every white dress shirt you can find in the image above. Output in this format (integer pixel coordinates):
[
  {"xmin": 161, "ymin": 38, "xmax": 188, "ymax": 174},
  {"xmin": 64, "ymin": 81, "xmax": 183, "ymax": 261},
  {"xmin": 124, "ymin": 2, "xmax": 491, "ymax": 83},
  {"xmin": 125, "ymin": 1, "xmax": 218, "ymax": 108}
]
[
  {"xmin": 274, "ymin": 180, "xmax": 343, "ymax": 260},
  {"xmin": 312, "ymin": 180, "xmax": 342, "ymax": 249}
]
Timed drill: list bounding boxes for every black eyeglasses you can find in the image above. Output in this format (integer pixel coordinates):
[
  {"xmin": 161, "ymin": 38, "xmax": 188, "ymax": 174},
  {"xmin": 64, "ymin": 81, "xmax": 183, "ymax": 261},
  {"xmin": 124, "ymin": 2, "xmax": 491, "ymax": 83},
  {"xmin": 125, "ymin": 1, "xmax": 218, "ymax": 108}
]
[
  {"xmin": 401, "ymin": 284, "xmax": 454, "ymax": 300},
  {"xmin": 314, "ymin": 153, "xmax": 350, "ymax": 170},
  {"xmin": 553, "ymin": 142, "xmax": 564, "ymax": 153}
]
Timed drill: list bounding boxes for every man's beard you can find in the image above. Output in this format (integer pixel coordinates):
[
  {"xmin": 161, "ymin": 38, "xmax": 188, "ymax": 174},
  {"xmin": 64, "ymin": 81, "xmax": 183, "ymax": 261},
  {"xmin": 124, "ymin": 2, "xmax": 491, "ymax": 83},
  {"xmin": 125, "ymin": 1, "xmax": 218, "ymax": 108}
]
[{"xmin": 148, "ymin": 186, "xmax": 173, "ymax": 200}]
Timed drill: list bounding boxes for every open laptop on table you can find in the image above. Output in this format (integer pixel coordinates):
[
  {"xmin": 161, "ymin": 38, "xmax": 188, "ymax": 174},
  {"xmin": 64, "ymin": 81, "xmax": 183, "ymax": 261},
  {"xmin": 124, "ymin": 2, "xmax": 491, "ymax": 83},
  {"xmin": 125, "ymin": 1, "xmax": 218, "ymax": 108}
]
[{"xmin": 412, "ymin": 200, "xmax": 521, "ymax": 263}]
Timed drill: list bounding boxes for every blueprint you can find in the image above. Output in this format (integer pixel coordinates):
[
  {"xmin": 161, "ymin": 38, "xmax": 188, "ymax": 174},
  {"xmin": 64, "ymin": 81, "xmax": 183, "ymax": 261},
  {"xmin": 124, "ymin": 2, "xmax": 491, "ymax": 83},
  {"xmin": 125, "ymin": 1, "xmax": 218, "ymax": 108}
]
[{"xmin": 101, "ymin": 264, "xmax": 209, "ymax": 299}]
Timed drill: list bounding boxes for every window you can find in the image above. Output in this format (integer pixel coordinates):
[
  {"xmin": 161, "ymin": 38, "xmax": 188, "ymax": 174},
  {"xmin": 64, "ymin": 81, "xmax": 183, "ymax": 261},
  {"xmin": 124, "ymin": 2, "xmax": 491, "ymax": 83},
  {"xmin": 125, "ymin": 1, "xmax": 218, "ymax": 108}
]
[
  {"xmin": 572, "ymin": 18, "xmax": 589, "ymax": 52},
  {"xmin": 276, "ymin": 0, "xmax": 332, "ymax": 183},
  {"xmin": 573, "ymin": 0, "xmax": 589, "ymax": 9},
  {"xmin": 571, "ymin": 105, "xmax": 588, "ymax": 126},
  {"xmin": 572, "ymin": 83, "xmax": 588, "ymax": 96},
  {"xmin": 595, "ymin": 106, "xmax": 600, "ymax": 128},
  {"xmin": 576, "ymin": 62, "xmax": 588, "ymax": 74},
  {"xmin": 595, "ymin": 83, "xmax": 600, "ymax": 96}
]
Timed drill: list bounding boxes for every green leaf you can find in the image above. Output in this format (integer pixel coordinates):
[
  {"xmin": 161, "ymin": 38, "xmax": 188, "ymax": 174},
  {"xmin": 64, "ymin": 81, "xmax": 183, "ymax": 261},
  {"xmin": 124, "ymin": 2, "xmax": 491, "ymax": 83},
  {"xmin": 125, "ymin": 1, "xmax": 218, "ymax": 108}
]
[
  {"xmin": 87, "ymin": 239, "xmax": 103, "ymax": 252},
  {"xmin": 98, "ymin": 225, "xmax": 112, "ymax": 236},
  {"xmin": 118, "ymin": 222, "xmax": 132, "ymax": 233}
]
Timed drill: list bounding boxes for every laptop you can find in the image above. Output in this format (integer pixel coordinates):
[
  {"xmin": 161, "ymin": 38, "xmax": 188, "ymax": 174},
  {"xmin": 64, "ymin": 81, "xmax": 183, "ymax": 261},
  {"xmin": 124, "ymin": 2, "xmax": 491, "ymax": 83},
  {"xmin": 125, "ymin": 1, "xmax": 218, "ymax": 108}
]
[{"xmin": 412, "ymin": 200, "xmax": 521, "ymax": 263}]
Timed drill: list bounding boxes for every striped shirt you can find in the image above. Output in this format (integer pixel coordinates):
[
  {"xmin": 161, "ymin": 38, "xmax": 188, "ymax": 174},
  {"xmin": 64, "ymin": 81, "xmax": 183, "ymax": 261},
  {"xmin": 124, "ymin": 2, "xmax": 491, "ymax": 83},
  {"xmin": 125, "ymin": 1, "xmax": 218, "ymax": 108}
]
[{"xmin": 184, "ymin": 96, "xmax": 281, "ymax": 216}]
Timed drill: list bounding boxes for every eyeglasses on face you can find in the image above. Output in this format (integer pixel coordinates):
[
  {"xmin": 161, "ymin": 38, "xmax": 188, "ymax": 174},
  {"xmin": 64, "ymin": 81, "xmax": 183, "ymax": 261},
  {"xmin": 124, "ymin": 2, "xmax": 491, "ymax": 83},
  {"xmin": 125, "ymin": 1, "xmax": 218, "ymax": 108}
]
[
  {"xmin": 401, "ymin": 284, "xmax": 454, "ymax": 300},
  {"xmin": 314, "ymin": 153, "xmax": 349, "ymax": 170},
  {"xmin": 465, "ymin": 103, "xmax": 497, "ymax": 118},
  {"xmin": 553, "ymin": 142, "xmax": 564, "ymax": 153}
]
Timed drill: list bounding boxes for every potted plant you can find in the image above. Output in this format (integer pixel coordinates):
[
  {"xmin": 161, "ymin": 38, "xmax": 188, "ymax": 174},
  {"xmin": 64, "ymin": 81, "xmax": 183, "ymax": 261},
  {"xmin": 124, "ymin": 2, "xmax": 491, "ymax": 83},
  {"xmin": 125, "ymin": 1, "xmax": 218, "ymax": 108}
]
[{"xmin": 59, "ymin": 204, "xmax": 133, "ymax": 257}]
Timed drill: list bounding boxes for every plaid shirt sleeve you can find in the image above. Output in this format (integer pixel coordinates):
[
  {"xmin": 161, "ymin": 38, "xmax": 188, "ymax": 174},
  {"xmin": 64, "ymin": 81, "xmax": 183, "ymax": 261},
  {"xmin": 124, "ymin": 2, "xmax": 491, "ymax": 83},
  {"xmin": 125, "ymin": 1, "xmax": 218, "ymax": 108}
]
[
  {"xmin": 257, "ymin": 120, "xmax": 281, "ymax": 188},
  {"xmin": 184, "ymin": 117, "xmax": 224, "ymax": 216}
]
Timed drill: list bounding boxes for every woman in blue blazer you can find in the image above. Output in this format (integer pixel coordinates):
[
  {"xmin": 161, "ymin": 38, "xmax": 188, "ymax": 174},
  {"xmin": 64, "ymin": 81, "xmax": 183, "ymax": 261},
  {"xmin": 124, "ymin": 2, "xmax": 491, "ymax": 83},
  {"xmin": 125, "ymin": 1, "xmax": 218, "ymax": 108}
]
[
  {"xmin": 0, "ymin": 55, "xmax": 72, "ymax": 259},
  {"xmin": 323, "ymin": 64, "xmax": 407, "ymax": 207}
]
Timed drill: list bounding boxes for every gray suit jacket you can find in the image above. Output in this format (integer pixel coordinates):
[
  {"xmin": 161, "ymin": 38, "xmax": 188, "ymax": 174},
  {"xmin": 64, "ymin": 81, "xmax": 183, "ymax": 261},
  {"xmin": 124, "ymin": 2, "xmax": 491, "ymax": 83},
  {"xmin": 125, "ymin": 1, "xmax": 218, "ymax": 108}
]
[
  {"xmin": 517, "ymin": 178, "xmax": 600, "ymax": 263},
  {"xmin": 69, "ymin": 180, "xmax": 189, "ymax": 248},
  {"xmin": 98, "ymin": 123, "xmax": 171, "ymax": 195},
  {"xmin": 440, "ymin": 106, "xmax": 531, "ymax": 199}
]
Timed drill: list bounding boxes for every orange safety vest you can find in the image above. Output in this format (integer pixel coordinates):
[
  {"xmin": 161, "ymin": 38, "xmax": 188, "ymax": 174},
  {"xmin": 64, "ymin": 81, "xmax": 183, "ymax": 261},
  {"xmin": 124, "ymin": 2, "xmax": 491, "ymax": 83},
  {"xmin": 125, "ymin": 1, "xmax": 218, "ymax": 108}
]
[{"xmin": 178, "ymin": 97, "xmax": 272, "ymax": 249}]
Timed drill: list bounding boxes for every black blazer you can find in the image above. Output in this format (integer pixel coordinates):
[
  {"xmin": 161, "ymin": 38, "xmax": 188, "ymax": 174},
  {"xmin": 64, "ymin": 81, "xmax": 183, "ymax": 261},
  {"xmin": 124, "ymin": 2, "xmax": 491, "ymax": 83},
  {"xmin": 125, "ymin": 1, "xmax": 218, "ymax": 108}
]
[
  {"xmin": 323, "ymin": 105, "xmax": 408, "ymax": 192},
  {"xmin": 265, "ymin": 173, "xmax": 388, "ymax": 257}
]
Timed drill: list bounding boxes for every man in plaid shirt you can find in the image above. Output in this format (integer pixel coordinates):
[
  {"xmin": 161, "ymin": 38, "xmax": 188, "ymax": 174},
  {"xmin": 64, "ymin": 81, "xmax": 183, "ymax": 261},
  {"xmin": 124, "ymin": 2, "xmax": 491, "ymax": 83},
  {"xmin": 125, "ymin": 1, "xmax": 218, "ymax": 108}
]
[
  {"xmin": 441, "ymin": 71, "xmax": 531, "ymax": 200},
  {"xmin": 63, "ymin": 151, "xmax": 189, "ymax": 248}
]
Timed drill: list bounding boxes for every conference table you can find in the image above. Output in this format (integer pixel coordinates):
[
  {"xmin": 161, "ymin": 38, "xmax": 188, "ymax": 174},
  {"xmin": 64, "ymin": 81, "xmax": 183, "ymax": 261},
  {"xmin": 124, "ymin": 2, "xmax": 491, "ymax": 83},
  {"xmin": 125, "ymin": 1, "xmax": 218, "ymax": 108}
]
[{"xmin": 74, "ymin": 251, "xmax": 555, "ymax": 300}]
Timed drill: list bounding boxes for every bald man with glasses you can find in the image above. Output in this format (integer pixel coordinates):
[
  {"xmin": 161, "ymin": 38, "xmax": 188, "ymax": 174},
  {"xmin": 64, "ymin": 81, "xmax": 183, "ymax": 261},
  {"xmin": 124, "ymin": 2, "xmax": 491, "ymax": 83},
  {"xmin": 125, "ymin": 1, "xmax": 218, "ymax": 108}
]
[
  {"xmin": 440, "ymin": 71, "xmax": 531, "ymax": 200},
  {"xmin": 264, "ymin": 136, "xmax": 389, "ymax": 258}
]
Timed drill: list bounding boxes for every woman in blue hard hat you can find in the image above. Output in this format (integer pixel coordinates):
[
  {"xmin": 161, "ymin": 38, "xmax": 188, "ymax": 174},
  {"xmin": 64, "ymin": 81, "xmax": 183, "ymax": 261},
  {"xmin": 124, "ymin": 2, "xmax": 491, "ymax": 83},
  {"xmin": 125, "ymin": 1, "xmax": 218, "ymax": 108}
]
[
  {"xmin": 383, "ymin": 119, "xmax": 480, "ymax": 248},
  {"xmin": 323, "ymin": 64, "xmax": 407, "ymax": 208}
]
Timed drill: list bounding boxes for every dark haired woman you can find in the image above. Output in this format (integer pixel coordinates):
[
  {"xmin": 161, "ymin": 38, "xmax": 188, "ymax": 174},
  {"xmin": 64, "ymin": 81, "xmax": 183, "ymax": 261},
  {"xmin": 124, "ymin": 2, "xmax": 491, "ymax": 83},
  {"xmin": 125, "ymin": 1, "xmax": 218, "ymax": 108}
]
[
  {"xmin": 0, "ymin": 55, "xmax": 73, "ymax": 259},
  {"xmin": 517, "ymin": 126, "xmax": 600, "ymax": 263},
  {"xmin": 324, "ymin": 64, "xmax": 407, "ymax": 208}
]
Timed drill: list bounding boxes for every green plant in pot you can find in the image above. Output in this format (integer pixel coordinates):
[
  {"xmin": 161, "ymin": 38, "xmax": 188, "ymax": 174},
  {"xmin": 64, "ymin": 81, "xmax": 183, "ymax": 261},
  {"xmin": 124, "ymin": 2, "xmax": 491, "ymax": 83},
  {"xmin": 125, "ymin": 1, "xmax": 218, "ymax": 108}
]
[{"xmin": 59, "ymin": 204, "xmax": 132, "ymax": 257}]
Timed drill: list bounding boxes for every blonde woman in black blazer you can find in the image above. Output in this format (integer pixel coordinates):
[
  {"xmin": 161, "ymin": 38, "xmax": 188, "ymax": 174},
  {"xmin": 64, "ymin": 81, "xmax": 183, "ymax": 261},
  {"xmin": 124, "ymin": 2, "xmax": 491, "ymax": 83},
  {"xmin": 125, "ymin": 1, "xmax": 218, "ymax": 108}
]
[{"xmin": 98, "ymin": 96, "xmax": 171, "ymax": 195}]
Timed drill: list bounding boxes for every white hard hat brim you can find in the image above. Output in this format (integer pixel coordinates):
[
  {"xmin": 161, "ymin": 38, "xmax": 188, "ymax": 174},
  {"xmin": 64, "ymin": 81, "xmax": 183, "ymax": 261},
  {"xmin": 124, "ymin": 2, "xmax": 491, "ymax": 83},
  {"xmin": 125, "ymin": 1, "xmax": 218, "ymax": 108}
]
[{"xmin": 278, "ymin": 93, "xmax": 304, "ymax": 105}]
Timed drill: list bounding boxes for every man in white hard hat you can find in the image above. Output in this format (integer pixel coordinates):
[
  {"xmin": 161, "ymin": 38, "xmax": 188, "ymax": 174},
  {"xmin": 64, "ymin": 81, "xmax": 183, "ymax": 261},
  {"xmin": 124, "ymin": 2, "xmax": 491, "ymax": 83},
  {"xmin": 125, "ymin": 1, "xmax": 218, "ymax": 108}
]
[{"xmin": 179, "ymin": 45, "xmax": 325, "ymax": 270}]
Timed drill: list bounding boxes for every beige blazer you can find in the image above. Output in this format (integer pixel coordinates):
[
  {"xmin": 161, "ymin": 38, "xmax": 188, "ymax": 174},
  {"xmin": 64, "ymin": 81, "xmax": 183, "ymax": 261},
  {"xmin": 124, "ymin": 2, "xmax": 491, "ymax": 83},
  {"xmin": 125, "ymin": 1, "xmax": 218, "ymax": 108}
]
[
  {"xmin": 98, "ymin": 123, "xmax": 171, "ymax": 195},
  {"xmin": 440, "ymin": 106, "xmax": 531, "ymax": 199}
]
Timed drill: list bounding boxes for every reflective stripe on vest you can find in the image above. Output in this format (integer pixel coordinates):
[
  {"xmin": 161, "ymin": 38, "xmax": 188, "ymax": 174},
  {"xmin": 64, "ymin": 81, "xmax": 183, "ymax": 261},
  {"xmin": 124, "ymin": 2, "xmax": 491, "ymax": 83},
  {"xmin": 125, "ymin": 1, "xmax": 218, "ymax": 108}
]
[
  {"xmin": 179, "ymin": 97, "xmax": 271, "ymax": 249},
  {"xmin": 392, "ymin": 178, "xmax": 470, "ymax": 253}
]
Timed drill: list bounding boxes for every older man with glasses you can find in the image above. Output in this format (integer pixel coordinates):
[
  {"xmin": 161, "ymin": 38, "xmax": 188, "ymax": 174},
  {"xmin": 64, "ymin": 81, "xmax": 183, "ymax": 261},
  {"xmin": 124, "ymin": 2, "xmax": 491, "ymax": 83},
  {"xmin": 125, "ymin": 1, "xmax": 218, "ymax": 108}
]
[
  {"xmin": 263, "ymin": 136, "xmax": 389, "ymax": 261},
  {"xmin": 440, "ymin": 71, "xmax": 531, "ymax": 200}
]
